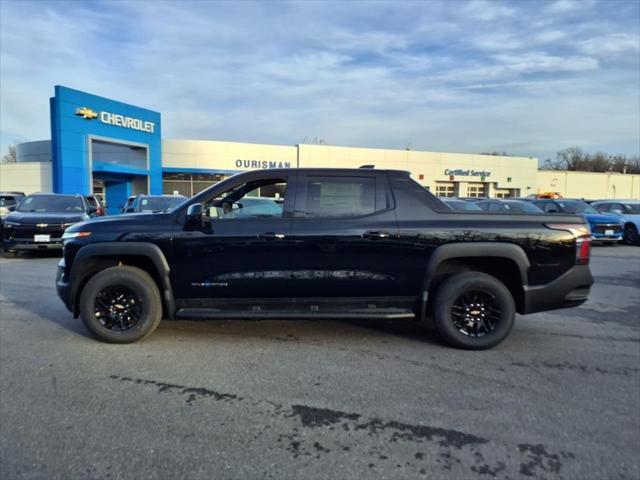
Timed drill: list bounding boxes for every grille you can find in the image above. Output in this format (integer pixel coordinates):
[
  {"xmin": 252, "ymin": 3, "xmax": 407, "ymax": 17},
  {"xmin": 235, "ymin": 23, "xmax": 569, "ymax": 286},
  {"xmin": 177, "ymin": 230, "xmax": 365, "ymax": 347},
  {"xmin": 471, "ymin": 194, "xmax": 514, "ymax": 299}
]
[
  {"xmin": 592, "ymin": 224, "xmax": 621, "ymax": 234},
  {"xmin": 6, "ymin": 224, "xmax": 65, "ymax": 241}
]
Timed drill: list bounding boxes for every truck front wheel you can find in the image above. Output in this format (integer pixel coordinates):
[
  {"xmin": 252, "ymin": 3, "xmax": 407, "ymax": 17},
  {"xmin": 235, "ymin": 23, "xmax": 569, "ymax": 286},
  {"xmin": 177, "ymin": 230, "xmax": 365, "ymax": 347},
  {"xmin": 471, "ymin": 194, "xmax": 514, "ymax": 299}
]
[
  {"xmin": 433, "ymin": 272, "xmax": 515, "ymax": 350},
  {"xmin": 79, "ymin": 266, "xmax": 163, "ymax": 343}
]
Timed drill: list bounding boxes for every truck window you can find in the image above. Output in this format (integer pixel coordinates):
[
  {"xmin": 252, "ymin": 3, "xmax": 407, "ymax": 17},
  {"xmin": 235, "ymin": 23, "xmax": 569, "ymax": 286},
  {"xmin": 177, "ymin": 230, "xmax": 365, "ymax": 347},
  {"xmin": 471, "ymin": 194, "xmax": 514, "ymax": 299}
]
[
  {"xmin": 302, "ymin": 176, "xmax": 376, "ymax": 218},
  {"xmin": 204, "ymin": 178, "xmax": 286, "ymax": 219}
]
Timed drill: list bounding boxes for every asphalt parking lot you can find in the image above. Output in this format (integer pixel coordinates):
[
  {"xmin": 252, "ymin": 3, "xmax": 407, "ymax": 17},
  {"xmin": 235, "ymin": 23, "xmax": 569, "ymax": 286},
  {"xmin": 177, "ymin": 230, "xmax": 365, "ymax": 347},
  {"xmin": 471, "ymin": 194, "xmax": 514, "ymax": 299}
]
[{"xmin": 0, "ymin": 246, "xmax": 638, "ymax": 480}]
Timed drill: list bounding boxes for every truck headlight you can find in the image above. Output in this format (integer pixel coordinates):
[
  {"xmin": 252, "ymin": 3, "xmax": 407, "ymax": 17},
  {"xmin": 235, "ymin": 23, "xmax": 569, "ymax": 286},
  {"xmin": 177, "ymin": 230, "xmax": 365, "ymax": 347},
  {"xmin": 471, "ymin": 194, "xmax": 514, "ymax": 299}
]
[
  {"xmin": 3, "ymin": 221, "xmax": 19, "ymax": 227},
  {"xmin": 61, "ymin": 231, "xmax": 92, "ymax": 239}
]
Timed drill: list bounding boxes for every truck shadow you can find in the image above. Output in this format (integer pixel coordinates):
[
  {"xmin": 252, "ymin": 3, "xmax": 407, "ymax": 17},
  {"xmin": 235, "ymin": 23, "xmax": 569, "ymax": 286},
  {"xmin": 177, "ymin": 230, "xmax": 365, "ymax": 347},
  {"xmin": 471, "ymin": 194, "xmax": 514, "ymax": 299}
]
[{"xmin": 152, "ymin": 317, "xmax": 444, "ymax": 348}]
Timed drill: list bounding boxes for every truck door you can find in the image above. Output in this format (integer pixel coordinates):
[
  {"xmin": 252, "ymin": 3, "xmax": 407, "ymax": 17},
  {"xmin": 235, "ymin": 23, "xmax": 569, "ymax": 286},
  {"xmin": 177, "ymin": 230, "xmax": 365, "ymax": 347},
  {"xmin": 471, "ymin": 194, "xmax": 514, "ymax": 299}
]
[
  {"xmin": 170, "ymin": 173, "xmax": 295, "ymax": 301},
  {"xmin": 286, "ymin": 171, "xmax": 403, "ymax": 299}
]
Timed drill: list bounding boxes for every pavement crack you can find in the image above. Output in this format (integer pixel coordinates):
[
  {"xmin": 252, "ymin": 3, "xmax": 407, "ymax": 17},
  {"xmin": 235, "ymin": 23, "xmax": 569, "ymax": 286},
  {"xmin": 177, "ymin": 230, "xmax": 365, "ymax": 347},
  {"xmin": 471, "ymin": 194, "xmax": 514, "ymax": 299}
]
[{"xmin": 109, "ymin": 374, "xmax": 576, "ymax": 477}]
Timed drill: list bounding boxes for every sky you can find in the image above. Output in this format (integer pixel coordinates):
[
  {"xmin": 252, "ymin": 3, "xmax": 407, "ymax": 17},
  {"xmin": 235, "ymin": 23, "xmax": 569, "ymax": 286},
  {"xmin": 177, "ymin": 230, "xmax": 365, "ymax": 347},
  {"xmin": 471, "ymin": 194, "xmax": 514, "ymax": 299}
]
[{"xmin": 1, "ymin": 0, "xmax": 639, "ymax": 162}]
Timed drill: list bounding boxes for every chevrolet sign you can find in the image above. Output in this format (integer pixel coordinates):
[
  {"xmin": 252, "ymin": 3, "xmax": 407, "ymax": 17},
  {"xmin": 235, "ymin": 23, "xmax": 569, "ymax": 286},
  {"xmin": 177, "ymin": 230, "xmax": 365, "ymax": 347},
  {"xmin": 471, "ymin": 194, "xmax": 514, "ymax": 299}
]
[
  {"xmin": 75, "ymin": 107, "xmax": 98, "ymax": 119},
  {"xmin": 99, "ymin": 111, "xmax": 155, "ymax": 133},
  {"xmin": 74, "ymin": 106, "xmax": 155, "ymax": 133}
]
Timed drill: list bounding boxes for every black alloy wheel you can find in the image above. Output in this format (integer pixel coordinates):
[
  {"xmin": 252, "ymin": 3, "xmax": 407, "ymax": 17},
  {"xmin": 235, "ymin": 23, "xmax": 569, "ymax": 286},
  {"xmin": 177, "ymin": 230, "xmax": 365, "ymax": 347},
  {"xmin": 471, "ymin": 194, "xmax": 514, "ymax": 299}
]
[
  {"xmin": 451, "ymin": 290, "xmax": 501, "ymax": 337},
  {"xmin": 79, "ymin": 265, "xmax": 163, "ymax": 343},
  {"xmin": 94, "ymin": 285, "xmax": 142, "ymax": 331},
  {"xmin": 432, "ymin": 271, "xmax": 515, "ymax": 350}
]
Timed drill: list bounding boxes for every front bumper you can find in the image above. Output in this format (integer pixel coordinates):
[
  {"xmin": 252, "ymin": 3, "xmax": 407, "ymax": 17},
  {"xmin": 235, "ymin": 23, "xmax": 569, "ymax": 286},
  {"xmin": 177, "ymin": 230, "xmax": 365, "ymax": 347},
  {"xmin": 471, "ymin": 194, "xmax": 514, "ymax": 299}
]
[
  {"xmin": 2, "ymin": 238, "xmax": 63, "ymax": 250},
  {"xmin": 591, "ymin": 233, "xmax": 623, "ymax": 242},
  {"xmin": 56, "ymin": 259, "xmax": 73, "ymax": 313},
  {"xmin": 522, "ymin": 265, "xmax": 593, "ymax": 314}
]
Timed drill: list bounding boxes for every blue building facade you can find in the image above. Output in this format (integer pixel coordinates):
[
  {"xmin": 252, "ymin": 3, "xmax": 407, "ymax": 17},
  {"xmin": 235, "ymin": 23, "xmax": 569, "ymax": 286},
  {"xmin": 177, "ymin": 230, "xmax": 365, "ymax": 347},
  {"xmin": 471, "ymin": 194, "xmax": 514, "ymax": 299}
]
[{"xmin": 50, "ymin": 86, "xmax": 162, "ymax": 214}]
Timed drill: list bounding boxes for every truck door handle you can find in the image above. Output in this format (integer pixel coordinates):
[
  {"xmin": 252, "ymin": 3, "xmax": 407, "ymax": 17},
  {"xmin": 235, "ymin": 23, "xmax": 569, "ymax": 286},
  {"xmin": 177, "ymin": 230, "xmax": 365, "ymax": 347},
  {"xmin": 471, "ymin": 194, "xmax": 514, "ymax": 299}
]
[
  {"xmin": 363, "ymin": 231, "xmax": 391, "ymax": 239},
  {"xmin": 259, "ymin": 232, "xmax": 286, "ymax": 240}
]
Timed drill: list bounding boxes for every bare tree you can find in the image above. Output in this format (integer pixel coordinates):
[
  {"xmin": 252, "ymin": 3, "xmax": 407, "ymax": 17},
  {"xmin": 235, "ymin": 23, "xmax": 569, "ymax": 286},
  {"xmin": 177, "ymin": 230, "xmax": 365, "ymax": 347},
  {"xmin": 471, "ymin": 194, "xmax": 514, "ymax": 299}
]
[
  {"xmin": 2, "ymin": 145, "xmax": 17, "ymax": 163},
  {"xmin": 542, "ymin": 147, "xmax": 640, "ymax": 174}
]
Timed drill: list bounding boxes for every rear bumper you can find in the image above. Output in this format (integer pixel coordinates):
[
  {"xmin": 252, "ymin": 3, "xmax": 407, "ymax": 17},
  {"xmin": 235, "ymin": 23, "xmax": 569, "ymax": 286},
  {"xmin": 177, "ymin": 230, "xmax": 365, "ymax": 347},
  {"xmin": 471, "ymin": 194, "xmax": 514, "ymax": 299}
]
[{"xmin": 522, "ymin": 265, "xmax": 593, "ymax": 314}]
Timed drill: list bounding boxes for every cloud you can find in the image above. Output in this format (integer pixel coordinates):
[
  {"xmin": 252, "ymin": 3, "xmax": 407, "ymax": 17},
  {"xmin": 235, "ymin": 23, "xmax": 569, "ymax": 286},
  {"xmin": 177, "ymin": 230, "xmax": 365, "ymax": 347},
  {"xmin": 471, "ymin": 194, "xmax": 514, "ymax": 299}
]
[
  {"xmin": 494, "ymin": 53, "xmax": 599, "ymax": 73},
  {"xmin": 579, "ymin": 33, "xmax": 640, "ymax": 56},
  {"xmin": 0, "ymin": 0, "xmax": 638, "ymax": 162},
  {"xmin": 546, "ymin": 0, "xmax": 594, "ymax": 13},
  {"xmin": 463, "ymin": 0, "xmax": 514, "ymax": 21}
]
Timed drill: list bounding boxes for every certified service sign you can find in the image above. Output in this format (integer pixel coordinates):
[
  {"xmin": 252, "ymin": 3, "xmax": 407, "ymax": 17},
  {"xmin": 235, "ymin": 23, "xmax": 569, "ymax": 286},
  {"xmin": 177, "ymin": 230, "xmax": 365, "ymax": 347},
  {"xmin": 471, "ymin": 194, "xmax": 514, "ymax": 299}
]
[{"xmin": 75, "ymin": 107, "xmax": 155, "ymax": 133}]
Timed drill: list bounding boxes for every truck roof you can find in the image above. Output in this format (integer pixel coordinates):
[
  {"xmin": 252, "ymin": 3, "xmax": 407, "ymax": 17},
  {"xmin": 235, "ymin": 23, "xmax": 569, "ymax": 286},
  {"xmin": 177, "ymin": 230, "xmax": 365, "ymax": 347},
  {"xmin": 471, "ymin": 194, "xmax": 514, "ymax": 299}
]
[{"xmin": 232, "ymin": 167, "xmax": 412, "ymax": 176}]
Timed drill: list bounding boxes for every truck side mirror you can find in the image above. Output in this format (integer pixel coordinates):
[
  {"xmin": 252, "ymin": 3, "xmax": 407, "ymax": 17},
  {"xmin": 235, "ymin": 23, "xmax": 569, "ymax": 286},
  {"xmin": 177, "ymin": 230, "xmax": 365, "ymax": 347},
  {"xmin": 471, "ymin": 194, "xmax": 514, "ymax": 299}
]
[{"xmin": 186, "ymin": 203, "xmax": 203, "ymax": 225}]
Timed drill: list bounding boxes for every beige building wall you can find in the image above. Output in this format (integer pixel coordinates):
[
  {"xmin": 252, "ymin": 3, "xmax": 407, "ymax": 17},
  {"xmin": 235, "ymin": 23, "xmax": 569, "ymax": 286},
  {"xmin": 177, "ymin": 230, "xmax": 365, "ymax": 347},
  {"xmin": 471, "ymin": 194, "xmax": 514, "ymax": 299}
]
[
  {"xmin": 298, "ymin": 144, "xmax": 538, "ymax": 197},
  {"xmin": 162, "ymin": 139, "xmax": 297, "ymax": 172},
  {"xmin": 0, "ymin": 162, "xmax": 52, "ymax": 194},
  {"xmin": 537, "ymin": 171, "xmax": 640, "ymax": 199}
]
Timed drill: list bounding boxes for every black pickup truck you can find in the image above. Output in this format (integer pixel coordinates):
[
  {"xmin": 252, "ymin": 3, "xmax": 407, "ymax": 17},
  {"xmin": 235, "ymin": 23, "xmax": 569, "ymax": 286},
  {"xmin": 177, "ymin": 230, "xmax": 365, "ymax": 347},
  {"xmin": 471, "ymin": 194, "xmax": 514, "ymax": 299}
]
[{"xmin": 57, "ymin": 168, "xmax": 593, "ymax": 349}]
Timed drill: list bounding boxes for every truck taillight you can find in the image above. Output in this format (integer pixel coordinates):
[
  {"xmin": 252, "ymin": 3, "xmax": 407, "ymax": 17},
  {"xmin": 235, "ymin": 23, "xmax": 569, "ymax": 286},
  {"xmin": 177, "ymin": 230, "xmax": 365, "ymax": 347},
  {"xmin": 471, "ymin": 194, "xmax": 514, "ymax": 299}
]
[
  {"xmin": 575, "ymin": 236, "xmax": 591, "ymax": 265},
  {"xmin": 545, "ymin": 223, "xmax": 591, "ymax": 265}
]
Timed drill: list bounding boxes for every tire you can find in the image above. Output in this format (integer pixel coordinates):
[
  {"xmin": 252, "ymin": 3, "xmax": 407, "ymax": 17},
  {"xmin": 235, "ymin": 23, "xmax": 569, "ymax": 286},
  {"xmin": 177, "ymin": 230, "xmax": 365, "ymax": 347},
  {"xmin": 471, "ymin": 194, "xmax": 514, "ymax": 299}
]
[
  {"xmin": 433, "ymin": 272, "xmax": 515, "ymax": 350},
  {"xmin": 2, "ymin": 249, "xmax": 16, "ymax": 258},
  {"xmin": 79, "ymin": 266, "xmax": 163, "ymax": 343},
  {"xmin": 623, "ymin": 224, "xmax": 639, "ymax": 246}
]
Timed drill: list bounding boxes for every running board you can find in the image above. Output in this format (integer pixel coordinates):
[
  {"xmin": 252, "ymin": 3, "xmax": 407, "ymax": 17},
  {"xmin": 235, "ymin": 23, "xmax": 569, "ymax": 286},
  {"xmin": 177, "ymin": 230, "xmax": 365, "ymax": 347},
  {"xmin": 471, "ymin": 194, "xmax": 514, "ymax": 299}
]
[{"xmin": 175, "ymin": 308, "xmax": 415, "ymax": 320}]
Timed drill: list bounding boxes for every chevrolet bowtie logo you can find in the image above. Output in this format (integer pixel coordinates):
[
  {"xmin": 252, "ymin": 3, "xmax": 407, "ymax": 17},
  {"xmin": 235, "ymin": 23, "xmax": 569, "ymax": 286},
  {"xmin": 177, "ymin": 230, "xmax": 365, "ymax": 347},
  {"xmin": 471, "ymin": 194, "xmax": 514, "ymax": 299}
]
[
  {"xmin": 36, "ymin": 223, "xmax": 48, "ymax": 228},
  {"xmin": 75, "ymin": 107, "xmax": 98, "ymax": 119}
]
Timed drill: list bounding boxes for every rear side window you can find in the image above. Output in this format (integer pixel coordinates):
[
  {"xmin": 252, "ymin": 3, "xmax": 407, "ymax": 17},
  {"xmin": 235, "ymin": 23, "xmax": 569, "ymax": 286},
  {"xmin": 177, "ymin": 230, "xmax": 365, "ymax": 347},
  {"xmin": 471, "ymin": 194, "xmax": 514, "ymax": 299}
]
[{"xmin": 302, "ymin": 176, "xmax": 376, "ymax": 218}]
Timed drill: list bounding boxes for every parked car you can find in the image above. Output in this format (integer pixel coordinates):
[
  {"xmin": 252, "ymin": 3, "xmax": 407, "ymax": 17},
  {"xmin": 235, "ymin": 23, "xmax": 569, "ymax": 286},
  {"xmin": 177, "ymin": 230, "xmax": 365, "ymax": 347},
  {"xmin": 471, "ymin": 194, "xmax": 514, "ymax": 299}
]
[
  {"xmin": 529, "ymin": 199, "xmax": 624, "ymax": 244},
  {"xmin": 0, "ymin": 192, "xmax": 25, "ymax": 223},
  {"xmin": 85, "ymin": 194, "xmax": 105, "ymax": 216},
  {"xmin": 440, "ymin": 198, "xmax": 483, "ymax": 211},
  {"xmin": 122, "ymin": 194, "xmax": 187, "ymax": 214},
  {"xmin": 1, "ymin": 193, "xmax": 99, "ymax": 255},
  {"xmin": 476, "ymin": 199, "xmax": 544, "ymax": 213},
  {"xmin": 456, "ymin": 197, "xmax": 489, "ymax": 202},
  {"xmin": 592, "ymin": 200, "xmax": 640, "ymax": 245},
  {"xmin": 57, "ymin": 168, "xmax": 593, "ymax": 350}
]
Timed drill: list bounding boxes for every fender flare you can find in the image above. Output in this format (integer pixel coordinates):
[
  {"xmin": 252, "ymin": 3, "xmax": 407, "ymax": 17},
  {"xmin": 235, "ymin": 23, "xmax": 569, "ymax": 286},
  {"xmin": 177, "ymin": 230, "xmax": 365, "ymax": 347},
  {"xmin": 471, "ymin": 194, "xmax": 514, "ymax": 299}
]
[
  {"xmin": 419, "ymin": 242, "xmax": 530, "ymax": 321},
  {"xmin": 70, "ymin": 242, "xmax": 175, "ymax": 319}
]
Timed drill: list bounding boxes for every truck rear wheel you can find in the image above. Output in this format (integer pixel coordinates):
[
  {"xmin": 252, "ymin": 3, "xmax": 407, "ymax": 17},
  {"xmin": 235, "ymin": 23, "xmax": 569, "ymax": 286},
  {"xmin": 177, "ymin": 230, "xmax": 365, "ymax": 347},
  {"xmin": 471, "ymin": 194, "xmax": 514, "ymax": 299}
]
[
  {"xmin": 79, "ymin": 266, "xmax": 163, "ymax": 343},
  {"xmin": 433, "ymin": 272, "xmax": 515, "ymax": 350}
]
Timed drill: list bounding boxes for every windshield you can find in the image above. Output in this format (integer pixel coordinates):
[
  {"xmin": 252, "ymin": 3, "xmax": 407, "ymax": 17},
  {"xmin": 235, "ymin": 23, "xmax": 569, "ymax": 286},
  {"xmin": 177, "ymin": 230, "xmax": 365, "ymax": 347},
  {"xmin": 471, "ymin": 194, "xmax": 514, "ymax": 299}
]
[
  {"xmin": 17, "ymin": 195, "xmax": 84, "ymax": 213},
  {"xmin": 557, "ymin": 201, "xmax": 598, "ymax": 214},
  {"xmin": 504, "ymin": 201, "xmax": 543, "ymax": 213},
  {"xmin": 140, "ymin": 196, "xmax": 186, "ymax": 212},
  {"xmin": 623, "ymin": 203, "xmax": 640, "ymax": 214},
  {"xmin": 0, "ymin": 196, "xmax": 18, "ymax": 207}
]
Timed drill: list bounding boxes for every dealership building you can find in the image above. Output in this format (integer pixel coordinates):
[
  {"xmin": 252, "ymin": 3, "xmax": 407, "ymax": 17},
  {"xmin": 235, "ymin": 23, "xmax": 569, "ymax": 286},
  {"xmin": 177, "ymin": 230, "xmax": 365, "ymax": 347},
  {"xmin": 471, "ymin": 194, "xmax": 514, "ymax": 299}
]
[{"xmin": 1, "ymin": 86, "xmax": 638, "ymax": 213}]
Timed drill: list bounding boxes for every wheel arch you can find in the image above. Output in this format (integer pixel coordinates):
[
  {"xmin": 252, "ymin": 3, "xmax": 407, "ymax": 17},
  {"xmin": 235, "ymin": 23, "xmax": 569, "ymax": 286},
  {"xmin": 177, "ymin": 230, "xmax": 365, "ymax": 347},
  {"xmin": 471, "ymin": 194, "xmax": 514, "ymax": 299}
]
[
  {"xmin": 69, "ymin": 242, "xmax": 175, "ymax": 319},
  {"xmin": 419, "ymin": 242, "xmax": 530, "ymax": 320}
]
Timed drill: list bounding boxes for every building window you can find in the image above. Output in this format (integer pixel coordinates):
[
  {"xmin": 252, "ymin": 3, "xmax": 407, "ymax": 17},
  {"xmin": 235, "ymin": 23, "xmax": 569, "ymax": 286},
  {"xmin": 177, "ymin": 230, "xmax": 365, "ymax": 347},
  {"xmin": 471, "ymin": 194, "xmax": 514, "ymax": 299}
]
[
  {"xmin": 495, "ymin": 188, "xmax": 520, "ymax": 198},
  {"xmin": 467, "ymin": 183, "xmax": 485, "ymax": 198},
  {"xmin": 162, "ymin": 172, "xmax": 226, "ymax": 197},
  {"xmin": 91, "ymin": 139, "xmax": 147, "ymax": 170},
  {"xmin": 435, "ymin": 183, "xmax": 455, "ymax": 197}
]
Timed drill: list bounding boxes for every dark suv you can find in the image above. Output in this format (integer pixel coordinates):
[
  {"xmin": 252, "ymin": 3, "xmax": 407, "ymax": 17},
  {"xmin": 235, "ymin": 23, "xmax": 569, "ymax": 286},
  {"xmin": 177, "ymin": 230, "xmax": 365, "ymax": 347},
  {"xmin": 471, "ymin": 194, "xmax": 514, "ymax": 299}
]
[
  {"xmin": 2, "ymin": 193, "xmax": 99, "ymax": 255},
  {"xmin": 57, "ymin": 168, "xmax": 593, "ymax": 350}
]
